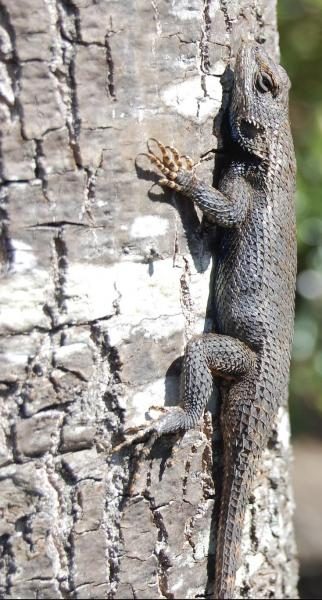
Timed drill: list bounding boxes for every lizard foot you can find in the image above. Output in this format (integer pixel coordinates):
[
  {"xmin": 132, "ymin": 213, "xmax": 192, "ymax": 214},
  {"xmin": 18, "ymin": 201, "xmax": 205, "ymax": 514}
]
[
  {"xmin": 113, "ymin": 407, "xmax": 189, "ymax": 454},
  {"xmin": 113, "ymin": 424, "xmax": 160, "ymax": 454},
  {"xmin": 144, "ymin": 138, "xmax": 194, "ymax": 192}
]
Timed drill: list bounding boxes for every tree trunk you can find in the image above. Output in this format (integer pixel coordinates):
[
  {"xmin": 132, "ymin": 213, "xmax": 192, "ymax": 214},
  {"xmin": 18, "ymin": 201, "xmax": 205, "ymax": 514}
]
[{"xmin": 0, "ymin": 0, "xmax": 298, "ymax": 598}]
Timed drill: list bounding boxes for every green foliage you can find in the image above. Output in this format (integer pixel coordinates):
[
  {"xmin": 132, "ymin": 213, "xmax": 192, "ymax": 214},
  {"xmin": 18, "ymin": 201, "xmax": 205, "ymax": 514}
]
[{"xmin": 279, "ymin": 0, "xmax": 322, "ymax": 435}]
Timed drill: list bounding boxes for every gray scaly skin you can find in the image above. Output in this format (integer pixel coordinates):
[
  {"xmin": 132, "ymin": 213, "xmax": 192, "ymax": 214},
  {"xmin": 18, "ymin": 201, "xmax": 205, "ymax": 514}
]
[{"xmin": 133, "ymin": 42, "xmax": 296, "ymax": 598}]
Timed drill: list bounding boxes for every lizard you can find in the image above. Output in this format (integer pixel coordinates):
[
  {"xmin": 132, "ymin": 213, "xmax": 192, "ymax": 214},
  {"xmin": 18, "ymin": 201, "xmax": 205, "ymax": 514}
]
[{"xmin": 124, "ymin": 41, "xmax": 297, "ymax": 599}]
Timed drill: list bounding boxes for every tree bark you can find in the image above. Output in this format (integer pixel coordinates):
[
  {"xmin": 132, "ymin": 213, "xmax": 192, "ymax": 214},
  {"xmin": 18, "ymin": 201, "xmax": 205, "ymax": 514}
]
[{"xmin": 0, "ymin": 0, "xmax": 298, "ymax": 598}]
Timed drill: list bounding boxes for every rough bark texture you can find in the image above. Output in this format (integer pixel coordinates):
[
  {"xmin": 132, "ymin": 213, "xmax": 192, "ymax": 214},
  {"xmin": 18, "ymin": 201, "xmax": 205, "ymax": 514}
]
[{"xmin": 0, "ymin": 1, "xmax": 298, "ymax": 599}]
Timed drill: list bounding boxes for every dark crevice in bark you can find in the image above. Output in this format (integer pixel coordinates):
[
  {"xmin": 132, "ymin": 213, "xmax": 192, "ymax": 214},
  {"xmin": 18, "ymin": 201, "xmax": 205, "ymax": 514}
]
[
  {"xmin": 42, "ymin": 302, "xmax": 57, "ymax": 330},
  {"xmin": 103, "ymin": 389, "xmax": 125, "ymax": 431},
  {"xmin": 83, "ymin": 165, "xmax": 100, "ymax": 222},
  {"xmin": 105, "ymin": 35, "xmax": 117, "ymax": 101},
  {"xmin": 59, "ymin": 458, "xmax": 78, "ymax": 486},
  {"xmin": 67, "ymin": 53, "xmax": 81, "ymax": 141},
  {"xmin": 0, "ymin": 121, "xmax": 14, "ymax": 274},
  {"xmin": 157, "ymin": 547, "xmax": 173, "ymax": 600},
  {"xmin": 0, "ymin": 216, "xmax": 14, "ymax": 273},
  {"xmin": 56, "ymin": 0, "xmax": 82, "ymax": 167},
  {"xmin": 143, "ymin": 490, "xmax": 173, "ymax": 599},
  {"xmin": 200, "ymin": 0, "xmax": 212, "ymax": 75},
  {"xmin": 58, "ymin": 0, "xmax": 82, "ymax": 42},
  {"xmin": 1, "ymin": 177, "xmax": 35, "ymax": 187},
  {"xmin": 8, "ymin": 422, "xmax": 20, "ymax": 463},
  {"xmin": 53, "ymin": 228, "xmax": 68, "ymax": 313},
  {"xmin": 104, "ymin": 468, "xmax": 127, "ymax": 597},
  {"xmin": 202, "ymin": 415, "xmax": 216, "ymax": 498},
  {"xmin": 1, "ymin": 313, "xmax": 114, "ymax": 340},
  {"xmin": 29, "ymin": 221, "xmax": 89, "ymax": 229},
  {"xmin": 15, "ymin": 514, "xmax": 34, "ymax": 551},
  {"xmin": 182, "ymin": 458, "xmax": 191, "ymax": 497},
  {"xmin": 53, "ymin": 364, "xmax": 88, "ymax": 383},
  {"xmin": 250, "ymin": 500, "xmax": 259, "ymax": 552},
  {"xmin": 0, "ymin": 381, "xmax": 18, "ymax": 393},
  {"xmin": 25, "ymin": 399, "xmax": 73, "ymax": 417},
  {"xmin": 66, "ymin": 52, "xmax": 82, "ymax": 167},
  {"xmin": 219, "ymin": 0, "xmax": 233, "ymax": 34},
  {"xmin": 90, "ymin": 326, "xmax": 122, "ymax": 374},
  {"xmin": 91, "ymin": 326, "xmax": 125, "ymax": 439},
  {"xmin": 34, "ymin": 139, "xmax": 49, "ymax": 200},
  {"xmin": 0, "ymin": 533, "xmax": 14, "ymax": 597},
  {"xmin": 65, "ymin": 527, "xmax": 76, "ymax": 596},
  {"xmin": 84, "ymin": 168, "xmax": 96, "ymax": 203}
]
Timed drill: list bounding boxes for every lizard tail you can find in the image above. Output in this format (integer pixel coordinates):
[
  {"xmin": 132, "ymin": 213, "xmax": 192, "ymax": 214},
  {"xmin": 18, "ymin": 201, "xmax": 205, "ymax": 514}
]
[{"xmin": 214, "ymin": 455, "xmax": 257, "ymax": 599}]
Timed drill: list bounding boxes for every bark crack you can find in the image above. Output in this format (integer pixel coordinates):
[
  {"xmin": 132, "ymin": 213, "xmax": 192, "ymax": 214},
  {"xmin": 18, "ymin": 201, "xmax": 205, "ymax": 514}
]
[
  {"xmin": 54, "ymin": 0, "xmax": 82, "ymax": 166},
  {"xmin": 200, "ymin": 0, "xmax": 212, "ymax": 75},
  {"xmin": 53, "ymin": 228, "xmax": 68, "ymax": 315},
  {"xmin": 219, "ymin": 0, "xmax": 233, "ymax": 35},
  {"xmin": 34, "ymin": 139, "xmax": 49, "ymax": 200},
  {"xmin": 0, "ymin": 533, "xmax": 14, "ymax": 596},
  {"xmin": 143, "ymin": 490, "xmax": 173, "ymax": 599},
  {"xmin": 105, "ymin": 33, "xmax": 117, "ymax": 101}
]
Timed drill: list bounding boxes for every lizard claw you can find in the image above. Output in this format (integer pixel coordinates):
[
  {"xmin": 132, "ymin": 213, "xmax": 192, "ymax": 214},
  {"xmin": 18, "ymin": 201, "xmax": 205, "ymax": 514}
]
[
  {"xmin": 145, "ymin": 138, "xmax": 195, "ymax": 191},
  {"xmin": 112, "ymin": 423, "xmax": 160, "ymax": 454},
  {"xmin": 112, "ymin": 406, "xmax": 184, "ymax": 453}
]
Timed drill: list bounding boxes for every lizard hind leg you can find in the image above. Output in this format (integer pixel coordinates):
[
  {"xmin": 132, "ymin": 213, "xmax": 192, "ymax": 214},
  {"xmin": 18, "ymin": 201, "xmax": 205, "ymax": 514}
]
[
  {"xmin": 179, "ymin": 334, "xmax": 256, "ymax": 429},
  {"xmin": 114, "ymin": 334, "xmax": 256, "ymax": 451}
]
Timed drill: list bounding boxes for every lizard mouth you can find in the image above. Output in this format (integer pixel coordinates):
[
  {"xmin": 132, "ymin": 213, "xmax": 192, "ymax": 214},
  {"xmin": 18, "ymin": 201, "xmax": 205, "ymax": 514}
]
[{"xmin": 239, "ymin": 118, "xmax": 264, "ymax": 140}]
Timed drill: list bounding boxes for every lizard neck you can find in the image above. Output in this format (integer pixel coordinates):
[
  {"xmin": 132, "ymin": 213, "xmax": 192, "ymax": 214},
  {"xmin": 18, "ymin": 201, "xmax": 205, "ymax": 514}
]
[{"xmin": 266, "ymin": 119, "xmax": 296, "ymax": 191}]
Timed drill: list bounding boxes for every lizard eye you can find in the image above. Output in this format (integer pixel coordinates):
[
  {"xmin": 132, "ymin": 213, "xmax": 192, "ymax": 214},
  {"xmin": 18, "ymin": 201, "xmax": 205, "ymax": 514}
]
[{"xmin": 256, "ymin": 71, "xmax": 275, "ymax": 94}]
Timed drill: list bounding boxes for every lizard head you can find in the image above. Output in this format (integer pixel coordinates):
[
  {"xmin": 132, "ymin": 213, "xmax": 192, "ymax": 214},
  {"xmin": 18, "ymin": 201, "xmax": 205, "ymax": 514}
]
[{"xmin": 230, "ymin": 41, "xmax": 291, "ymax": 161}]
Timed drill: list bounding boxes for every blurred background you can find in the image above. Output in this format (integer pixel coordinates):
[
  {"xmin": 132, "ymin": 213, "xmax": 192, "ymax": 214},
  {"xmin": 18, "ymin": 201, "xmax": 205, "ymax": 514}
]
[{"xmin": 279, "ymin": 1, "xmax": 322, "ymax": 597}]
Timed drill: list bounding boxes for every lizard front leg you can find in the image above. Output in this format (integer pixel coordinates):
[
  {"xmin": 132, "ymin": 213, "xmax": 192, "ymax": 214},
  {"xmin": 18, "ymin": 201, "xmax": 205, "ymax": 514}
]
[{"xmin": 146, "ymin": 139, "xmax": 250, "ymax": 227}]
